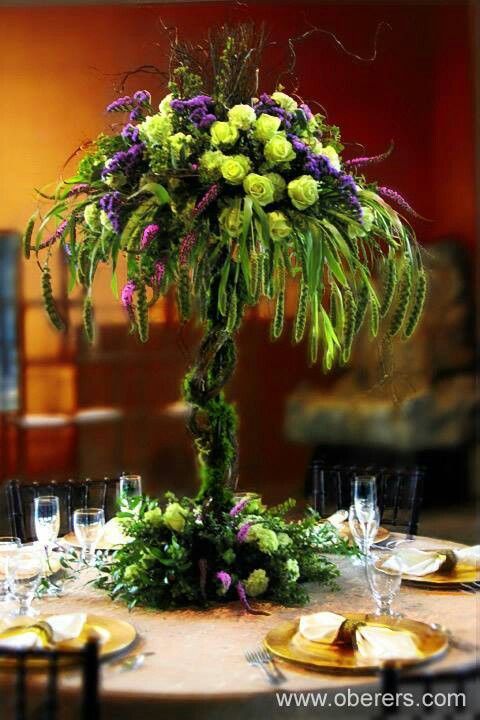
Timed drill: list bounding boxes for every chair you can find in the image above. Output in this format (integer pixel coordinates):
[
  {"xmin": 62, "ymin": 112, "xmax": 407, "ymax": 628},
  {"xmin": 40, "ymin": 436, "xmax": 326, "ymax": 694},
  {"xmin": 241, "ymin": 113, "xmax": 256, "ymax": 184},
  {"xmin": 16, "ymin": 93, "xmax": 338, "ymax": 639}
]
[
  {"xmin": 5, "ymin": 477, "xmax": 121, "ymax": 543},
  {"xmin": 378, "ymin": 662, "xmax": 479, "ymax": 719},
  {"xmin": 307, "ymin": 459, "xmax": 424, "ymax": 536},
  {"xmin": 0, "ymin": 638, "xmax": 99, "ymax": 720}
]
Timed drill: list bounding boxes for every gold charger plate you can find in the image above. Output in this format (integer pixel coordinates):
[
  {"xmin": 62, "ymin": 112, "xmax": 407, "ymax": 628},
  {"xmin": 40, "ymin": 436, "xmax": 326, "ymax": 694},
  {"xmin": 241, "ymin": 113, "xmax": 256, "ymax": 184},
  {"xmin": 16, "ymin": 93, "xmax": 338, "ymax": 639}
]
[
  {"xmin": 0, "ymin": 614, "xmax": 137, "ymax": 669},
  {"xmin": 264, "ymin": 613, "xmax": 448, "ymax": 674},
  {"xmin": 61, "ymin": 532, "xmax": 125, "ymax": 551},
  {"xmin": 402, "ymin": 564, "xmax": 480, "ymax": 587},
  {"xmin": 336, "ymin": 525, "xmax": 390, "ymax": 543}
]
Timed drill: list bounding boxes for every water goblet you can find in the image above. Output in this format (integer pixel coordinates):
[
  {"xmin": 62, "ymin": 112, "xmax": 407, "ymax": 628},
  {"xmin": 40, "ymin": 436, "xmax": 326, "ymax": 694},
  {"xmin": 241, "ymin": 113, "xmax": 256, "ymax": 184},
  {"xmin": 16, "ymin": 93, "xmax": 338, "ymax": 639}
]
[
  {"xmin": 0, "ymin": 537, "xmax": 21, "ymax": 607},
  {"xmin": 348, "ymin": 505, "xmax": 380, "ymax": 564},
  {"xmin": 119, "ymin": 474, "xmax": 142, "ymax": 500},
  {"xmin": 8, "ymin": 548, "xmax": 43, "ymax": 617},
  {"xmin": 366, "ymin": 549, "xmax": 402, "ymax": 616},
  {"xmin": 34, "ymin": 496, "xmax": 60, "ymax": 555},
  {"xmin": 73, "ymin": 508, "xmax": 105, "ymax": 566}
]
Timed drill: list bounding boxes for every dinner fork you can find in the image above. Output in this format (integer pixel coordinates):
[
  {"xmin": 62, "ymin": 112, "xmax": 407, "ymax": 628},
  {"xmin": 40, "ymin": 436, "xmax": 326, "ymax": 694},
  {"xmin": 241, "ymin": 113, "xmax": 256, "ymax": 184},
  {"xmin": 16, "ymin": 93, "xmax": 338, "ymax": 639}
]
[{"xmin": 245, "ymin": 649, "xmax": 284, "ymax": 685}]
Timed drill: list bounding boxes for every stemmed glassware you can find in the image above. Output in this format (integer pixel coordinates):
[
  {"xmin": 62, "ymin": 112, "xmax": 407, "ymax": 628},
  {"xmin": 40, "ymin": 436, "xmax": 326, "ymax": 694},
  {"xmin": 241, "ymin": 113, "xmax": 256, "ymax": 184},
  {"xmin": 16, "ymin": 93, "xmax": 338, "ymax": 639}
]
[
  {"xmin": 119, "ymin": 474, "xmax": 142, "ymax": 503},
  {"xmin": 34, "ymin": 496, "xmax": 60, "ymax": 557},
  {"xmin": 353, "ymin": 476, "xmax": 377, "ymax": 521},
  {"xmin": 348, "ymin": 505, "xmax": 380, "ymax": 562},
  {"xmin": 0, "ymin": 537, "xmax": 21, "ymax": 609},
  {"xmin": 366, "ymin": 548, "xmax": 402, "ymax": 616},
  {"xmin": 8, "ymin": 548, "xmax": 43, "ymax": 617},
  {"xmin": 73, "ymin": 508, "xmax": 105, "ymax": 566}
]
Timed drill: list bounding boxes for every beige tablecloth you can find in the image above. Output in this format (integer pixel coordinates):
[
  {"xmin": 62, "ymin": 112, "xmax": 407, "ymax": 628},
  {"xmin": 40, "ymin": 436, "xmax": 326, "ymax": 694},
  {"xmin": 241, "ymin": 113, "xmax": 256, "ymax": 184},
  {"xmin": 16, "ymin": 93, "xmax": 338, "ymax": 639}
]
[{"xmin": 20, "ymin": 535, "xmax": 480, "ymax": 718}]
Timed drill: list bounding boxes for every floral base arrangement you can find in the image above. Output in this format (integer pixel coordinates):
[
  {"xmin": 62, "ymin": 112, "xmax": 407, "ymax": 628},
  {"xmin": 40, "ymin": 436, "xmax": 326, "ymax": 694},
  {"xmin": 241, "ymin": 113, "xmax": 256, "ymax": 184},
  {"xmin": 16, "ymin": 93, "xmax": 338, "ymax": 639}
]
[
  {"xmin": 26, "ymin": 24, "xmax": 425, "ymax": 611},
  {"xmin": 95, "ymin": 494, "xmax": 353, "ymax": 611}
]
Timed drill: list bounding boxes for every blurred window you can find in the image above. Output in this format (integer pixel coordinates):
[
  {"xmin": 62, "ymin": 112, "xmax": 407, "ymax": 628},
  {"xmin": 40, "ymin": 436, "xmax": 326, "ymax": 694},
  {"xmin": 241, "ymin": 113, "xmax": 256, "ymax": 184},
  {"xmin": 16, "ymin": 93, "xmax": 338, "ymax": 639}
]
[{"xmin": 0, "ymin": 232, "xmax": 19, "ymax": 411}]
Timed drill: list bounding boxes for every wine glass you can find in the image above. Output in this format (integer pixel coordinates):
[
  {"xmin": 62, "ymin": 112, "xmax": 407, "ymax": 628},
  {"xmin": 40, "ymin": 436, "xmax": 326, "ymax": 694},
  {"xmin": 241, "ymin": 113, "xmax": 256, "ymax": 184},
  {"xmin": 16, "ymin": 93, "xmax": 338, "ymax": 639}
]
[
  {"xmin": 34, "ymin": 496, "xmax": 60, "ymax": 554},
  {"xmin": 119, "ymin": 474, "xmax": 142, "ymax": 506},
  {"xmin": 348, "ymin": 505, "xmax": 380, "ymax": 562},
  {"xmin": 73, "ymin": 508, "xmax": 105, "ymax": 566},
  {"xmin": 366, "ymin": 549, "xmax": 402, "ymax": 616},
  {"xmin": 353, "ymin": 476, "xmax": 377, "ymax": 522},
  {"xmin": 0, "ymin": 537, "xmax": 21, "ymax": 605},
  {"xmin": 8, "ymin": 548, "xmax": 43, "ymax": 617}
]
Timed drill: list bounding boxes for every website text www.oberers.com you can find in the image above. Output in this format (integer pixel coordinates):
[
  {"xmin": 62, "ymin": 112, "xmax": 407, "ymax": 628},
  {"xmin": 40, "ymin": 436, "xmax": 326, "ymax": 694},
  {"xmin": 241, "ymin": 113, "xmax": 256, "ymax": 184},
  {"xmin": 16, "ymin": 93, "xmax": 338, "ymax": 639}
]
[{"xmin": 275, "ymin": 688, "xmax": 467, "ymax": 711}]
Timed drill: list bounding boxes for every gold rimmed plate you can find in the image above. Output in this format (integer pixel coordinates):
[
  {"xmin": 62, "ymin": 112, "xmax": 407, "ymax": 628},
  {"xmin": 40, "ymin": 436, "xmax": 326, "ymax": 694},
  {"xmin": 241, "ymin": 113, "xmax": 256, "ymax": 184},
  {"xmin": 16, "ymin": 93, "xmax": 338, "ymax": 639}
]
[
  {"xmin": 0, "ymin": 614, "xmax": 137, "ymax": 669},
  {"xmin": 401, "ymin": 551, "xmax": 480, "ymax": 587},
  {"xmin": 336, "ymin": 525, "xmax": 390, "ymax": 544},
  {"xmin": 264, "ymin": 613, "xmax": 448, "ymax": 674}
]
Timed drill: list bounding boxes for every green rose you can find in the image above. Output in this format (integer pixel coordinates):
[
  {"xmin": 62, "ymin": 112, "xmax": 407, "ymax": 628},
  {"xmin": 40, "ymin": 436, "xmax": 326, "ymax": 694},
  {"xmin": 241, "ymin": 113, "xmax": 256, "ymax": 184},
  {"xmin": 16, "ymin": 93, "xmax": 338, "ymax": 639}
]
[
  {"xmin": 348, "ymin": 206, "xmax": 373, "ymax": 239},
  {"xmin": 222, "ymin": 548, "xmax": 236, "ymax": 565},
  {"xmin": 244, "ymin": 568, "xmax": 269, "ymax": 597},
  {"xmin": 163, "ymin": 502, "xmax": 188, "ymax": 533},
  {"xmin": 265, "ymin": 172, "xmax": 287, "ymax": 201},
  {"xmin": 271, "ymin": 91, "xmax": 298, "ymax": 113},
  {"xmin": 264, "ymin": 134, "xmax": 296, "ymax": 165},
  {"xmin": 84, "ymin": 203, "xmax": 101, "ymax": 231},
  {"xmin": 219, "ymin": 204, "xmax": 243, "ymax": 238},
  {"xmin": 199, "ymin": 150, "xmax": 225, "ymax": 180},
  {"xmin": 123, "ymin": 564, "xmax": 140, "ymax": 583},
  {"xmin": 228, "ymin": 104, "xmax": 256, "ymax": 130},
  {"xmin": 210, "ymin": 121, "xmax": 239, "ymax": 148},
  {"xmin": 288, "ymin": 175, "xmax": 319, "ymax": 210},
  {"xmin": 138, "ymin": 113, "xmax": 172, "ymax": 146},
  {"xmin": 221, "ymin": 154, "xmax": 251, "ymax": 185},
  {"xmin": 103, "ymin": 172, "xmax": 126, "ymax": 189},
  {"xmin": 170, "ymin": 132, "xmax": 193, "ymax": 159},
  {"xmin": 158, "ymin": 92, "xmax": 173, "ymax": 115},
  {"xmin": 247, "ymin": 524, "xmax": 279, "ymax": 554},
  {"xmin": 254, "ymin": 113, "xmax": 282, "ymax": 142},
  {"xmin": 243, "ymin": 173, "xmax": 275, "ymax": 207},
  {"xmin": 320, "ymin": 145, "xmax": 341, "ymax": 171},
  {"xmin": 284, "ymin": 558, "xmax": 300, "ymax": 582},
  {"xmin": 143, "ymin": 507, "xmax": 163, "ymax": 528},
  {"xmin": 268, "ymin": 211, "xmax": 292, "ymax": 242}
]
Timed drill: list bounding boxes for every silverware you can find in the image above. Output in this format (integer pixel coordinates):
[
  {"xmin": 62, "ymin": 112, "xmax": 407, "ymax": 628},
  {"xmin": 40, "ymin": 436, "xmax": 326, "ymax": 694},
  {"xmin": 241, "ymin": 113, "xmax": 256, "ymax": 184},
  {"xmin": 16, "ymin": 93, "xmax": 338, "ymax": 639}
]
[
  {"xmin": 429, "ymin": 623, "xmax": 478, "ymax": 652},
  {"xmin": 256, "ymin": 647, "xmax": 287, "ymax": 682},
  {"xmin": 245, "ymin": 648, "xmax": 284, "ymax": 685},
  {"xmin": 373, "ymin": 537, "xmax": 415, "ymax": 550},
  {"xmin": 108, "ymin": 651, "xmax": 155, "ymax": 672},
  {"xmin": 460, "ymin": 582, "xmax": 480, "ymax": 594}
]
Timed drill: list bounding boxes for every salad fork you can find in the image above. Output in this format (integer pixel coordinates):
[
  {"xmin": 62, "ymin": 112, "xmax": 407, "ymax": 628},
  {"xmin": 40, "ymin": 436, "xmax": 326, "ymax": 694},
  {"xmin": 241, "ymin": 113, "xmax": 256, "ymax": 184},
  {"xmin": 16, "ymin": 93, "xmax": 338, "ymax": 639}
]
[{"xmin": 245, "ymin": 649, "xmax": 284, "ymax": 685}]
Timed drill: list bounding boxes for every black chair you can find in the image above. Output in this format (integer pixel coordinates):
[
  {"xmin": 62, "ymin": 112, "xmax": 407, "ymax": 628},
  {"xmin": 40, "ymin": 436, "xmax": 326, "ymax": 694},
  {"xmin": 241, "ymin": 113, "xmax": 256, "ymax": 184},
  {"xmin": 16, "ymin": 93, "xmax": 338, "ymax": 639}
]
[
  {"xmin": 307, "ymin": 460, "xmax": 424, "ymax": 536},
  {"xmin": 378, "ymin": 662, "xmax": 479, "ymax": 718},
  {"xmin": 0, "ymin": 638, "xmax": 99, "ymax": 720},
  {"xmin": 5, "ymin": 478, "xmax": 120, "ymax": 543}
]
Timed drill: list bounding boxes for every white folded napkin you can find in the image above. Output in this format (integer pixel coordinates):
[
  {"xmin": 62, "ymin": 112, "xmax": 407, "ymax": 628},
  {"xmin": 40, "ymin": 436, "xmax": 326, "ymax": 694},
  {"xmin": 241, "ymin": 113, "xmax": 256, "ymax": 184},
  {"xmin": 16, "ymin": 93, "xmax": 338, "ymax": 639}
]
[
  {"xmin": 325, "ymin": 510, "xmax": 348, "ymax": 529},
  {"xmin": 102, "ymin": 518, "xmax": 133, "ymax": 547},
  {"xmin": 45, "ymin": 613, "xmax": 87, "ymax": 642},
  {"xmin": 299, "ymin": 612, "xmax": 345, "ymax": 643},
  {"xmin": 0, "ymin": 630, "xmax": 44, "ymax": 650},
  {"xmin": 383, "ymin": 545, "xmax": 480, "ymax": 577},
  {"xmin": 355, "ymin": 625, "xmax": 420, "ymax": 661}
]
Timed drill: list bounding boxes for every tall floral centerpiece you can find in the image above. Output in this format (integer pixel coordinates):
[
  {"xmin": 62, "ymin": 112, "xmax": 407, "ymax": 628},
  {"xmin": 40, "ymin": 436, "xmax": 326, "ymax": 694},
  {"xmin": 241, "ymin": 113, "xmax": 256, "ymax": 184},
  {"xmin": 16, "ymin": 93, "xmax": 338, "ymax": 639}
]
[{"xmin": 25, "ymin": 25, "xmax": 426, "ymax": 610}]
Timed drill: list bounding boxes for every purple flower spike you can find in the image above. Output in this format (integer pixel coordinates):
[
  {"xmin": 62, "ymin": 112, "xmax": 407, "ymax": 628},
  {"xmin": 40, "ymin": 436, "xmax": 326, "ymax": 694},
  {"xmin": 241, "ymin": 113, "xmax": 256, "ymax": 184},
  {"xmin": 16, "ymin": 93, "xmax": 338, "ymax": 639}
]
[
  {"xmin": 38, "ymin": 219, "xmax": 68, "ymax": 249},
  {"xmin": 140, "ymin": 223, "xmax": 160, "ymax": 250},
  {"xmin": 121, "ymin": 280, "xmax": 136, "ymax": 311},
  {"xmin": 121, "ymin": 124, "xmax": 140, "ymax": 144},
  {"xmin": 133, "ymin": 90, "xmax": 151, "ymax": 106},
  {"xmin": 299, "ymin": 103, "xmax": 313, "ymax": 121},
  {"xmin": 152, "ymin": 261, "xmax": 165, "ymax": 286},
  {"xmin": 193, "ymin": 184, "xmax": 219, "ymax": 218},
  {"xmin": 106, "ymin": 95, "xmax": 134, "ymax": 113},
  {"xmin": 178, "ymin": 231, "xmax": 197, "ymax": 265},
  {"xmin": 345, "ymin": 142, "xmax": 394, "ymax": 169},
  {"xmin": 229, "ymin": 497, "xmax": 250, "ymax": 517},
  {"xmin": 66, "ymin": 183, "xmax": 89, "ymax": 198},
  {"xmin": 216, "ymin": 571, "xmax": 232, "ymax": 593},
  {"xmin": 236, "ymin": 582, "xmax": 270, "ymax": 615},
  {"xmin": 236, "ymin": 522, "xmax": 252, "ymax": 543},
  {"xmin": 377, "ymin": 186, "xmax": 423, "ymax": 219}
]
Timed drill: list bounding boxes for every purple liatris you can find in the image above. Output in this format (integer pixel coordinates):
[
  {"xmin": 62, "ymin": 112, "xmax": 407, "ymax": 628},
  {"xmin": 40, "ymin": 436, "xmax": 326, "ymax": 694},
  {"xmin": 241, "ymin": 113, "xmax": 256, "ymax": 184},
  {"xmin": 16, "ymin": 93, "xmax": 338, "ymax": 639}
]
[
  {"xmin": 193, "ymin": 184, "xmax": 219, "ymax": 218},
  {"xmin": 236, "ymin": 522, "xmax": 252, "ymax": 543},
  {"xmin": 140, "ymin": 224, "xmax": 160, "ymax": 250},
  {"xmin": 229, "ymin": 497, "xmax": 250, "ymax": 517},
  {"xmin": 178, "ymin": 231, "xmax": 197, "ymax": 265},
  {"xmin": 377, "ymin": 186, "xmax": 421, "ymax": 218},
  {"xmin": 215, "ymin": 571, "xmax": 232, "ymax": 594},
  {"xmin": 152, "ymin": 261, "xmax": 165, "ymax": 285},
  {"xmin": 65, "ymin": 183, "xmax": 89, "ymax": 198},
  {"xmin": 39, "ymin": 219, "xmax": 68, "ymax": 249},
  {"xmin": 236, "ymin": 582, "xmax": 254, "ymax": 612},
  {"xmin": 121, "ymin": 280, "xmax": 136, "ymax": 319},
  {"xmin": 344, "ymin": 142, "xmax": 394, "ymax": 169}
]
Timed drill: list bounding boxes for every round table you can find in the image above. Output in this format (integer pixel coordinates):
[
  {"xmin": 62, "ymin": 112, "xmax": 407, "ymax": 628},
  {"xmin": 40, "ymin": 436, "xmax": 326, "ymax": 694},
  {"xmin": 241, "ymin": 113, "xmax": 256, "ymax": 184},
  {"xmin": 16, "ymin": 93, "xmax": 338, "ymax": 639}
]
[{"xmin": 37, "ymin": 534, "xmax": 479, "ymax": 719}]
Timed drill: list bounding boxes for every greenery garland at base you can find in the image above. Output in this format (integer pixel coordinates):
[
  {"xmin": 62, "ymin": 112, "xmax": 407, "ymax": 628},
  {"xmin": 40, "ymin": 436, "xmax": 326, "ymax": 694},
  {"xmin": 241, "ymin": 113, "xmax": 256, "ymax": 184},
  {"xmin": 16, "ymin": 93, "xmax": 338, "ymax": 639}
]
[{"xmin": 95, "ymin": 494, "xmax": 354, "ymax": 611}]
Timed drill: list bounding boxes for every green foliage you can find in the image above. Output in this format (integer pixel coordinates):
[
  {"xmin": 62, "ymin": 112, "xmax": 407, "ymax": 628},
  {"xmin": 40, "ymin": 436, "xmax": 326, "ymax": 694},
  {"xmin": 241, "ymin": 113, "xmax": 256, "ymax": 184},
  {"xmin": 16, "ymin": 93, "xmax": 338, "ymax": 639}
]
[
  {"xmin": 41, "ymin": 265, "xmax": 65, "ymax": 331},
  {"xmin": 379, "ymin": 256, "xmax": 397, "ymax": 318},
  {"xmin": 136, "ymin": 278, "xmax": 149, "ymax": 343},
  {"xmin": 387, "ymin": 259, "xmax": 413, "ymax": 338},
  {"xmin": 404, "ymin": 267, "xmax": 427, "ymax": 338},
  {"xmin": 82, "ymin": 294, "xmax": 95, "ymax": 343}
]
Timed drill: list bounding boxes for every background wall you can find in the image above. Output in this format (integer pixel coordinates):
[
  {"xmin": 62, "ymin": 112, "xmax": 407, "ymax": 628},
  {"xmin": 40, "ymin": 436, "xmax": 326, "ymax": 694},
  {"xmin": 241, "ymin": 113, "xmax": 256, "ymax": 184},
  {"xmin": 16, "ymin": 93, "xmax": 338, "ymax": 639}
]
[{"xmin": 0, "ymin": 1, "xmax": 476, "ymax": 502}]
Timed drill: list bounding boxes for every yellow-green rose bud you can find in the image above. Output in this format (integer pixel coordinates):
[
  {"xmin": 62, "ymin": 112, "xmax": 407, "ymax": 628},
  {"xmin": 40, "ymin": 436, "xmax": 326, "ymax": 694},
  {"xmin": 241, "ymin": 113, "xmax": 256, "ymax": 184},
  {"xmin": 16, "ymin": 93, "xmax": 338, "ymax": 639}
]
[
  {"xmin": 264, "ymin": 134, "xmax": 296, "ymax": 165},
  {"xmin": 84, "ymin": 203, "xmax": 101, "ymax": 231},
  {"xmin": 288, "ymin": 175, "xmax": 319, "ymax": 210},
  {"xmin": 163, "ymin": 502, "xmax": 188, "ymax": 533},
  {"xmin": 159, "ymin": 93, "xmax": 173, "ymax": 115},
  {"xmin": 103, "ymin": 172, "xmax": 126, "ymax": 189},
  {"xmin": 254, "ymin": 113, "xmax": 282, "ymax": 142},
  {"xmin": 244, "ymin": 568, "xmax": 269, "ymax": 597},
  {"xmin": 138, "ymin": 113, "xmax": 172, "ymax": 146},
  {"xmin": 320, "ymin": 145, "xmax": 341, "ymax": 171},
  {"xmin": 227, "ymin": 104, "xmax": 256, "ymax": 130},
  {"xmin": 219, "ymin": 204, "xmax": 243, "ymax": 238},
  {"xmin": 271, "ymin": 91, "xmax": 298, "ymax": 113},
  {"xmin": 143, "ymin": 507, "xmax": 163, "ymax": 528},
  {"xmin": 199, "ymin": 150, "xmax": 225, "ymax": 179},
  {"xmin": 243, "ymin": 173, "xmax": 275, "ymax": 207},
  {"xmin": 123, "ymin": 564, "xmax": 140, "ymax": 583},
  {"xmin": 210, "ymin": 121, "xmax": 239, "ymax": 147},
  {"xmin": 264, "ymin": 172, "xmax": 286, "ymax": 201},
  {"xmin": 170, "ymin": 132, "xmax": 193, "ymax": 158},
  {"xmin": 268, "ymin": 211, "xmax": 292, "ymax": 242},
  {"xmin": 220, "ymin": 154, "xmax": 251, "ymax": 185}
]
